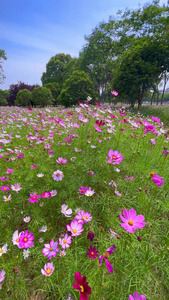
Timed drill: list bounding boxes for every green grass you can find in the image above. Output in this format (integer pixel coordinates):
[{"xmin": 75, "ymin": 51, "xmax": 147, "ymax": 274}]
[{"xmin": 0, "ymin": 105, "xmax": 169, "ymax": 300}]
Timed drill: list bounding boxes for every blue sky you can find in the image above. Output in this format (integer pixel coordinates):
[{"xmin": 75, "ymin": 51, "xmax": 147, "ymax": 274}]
[{"xmin": 0, "ymin": 0, "xmax": 167, "ymax": 90}]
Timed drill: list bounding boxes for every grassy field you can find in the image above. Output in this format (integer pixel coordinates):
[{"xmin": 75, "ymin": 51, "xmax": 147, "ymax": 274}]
[{"xmin": 0, "ymin": 104, "xmax": 169, "ymax": 300}]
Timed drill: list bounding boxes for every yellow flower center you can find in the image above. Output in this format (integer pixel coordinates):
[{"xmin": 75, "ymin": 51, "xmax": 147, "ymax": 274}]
[
  {"xmin": 24, "ymin": 238, "xmax": 27, "ymax": 242},
  {"xmin": 81, "ymin": 217, "xmax": 84, "ymax": 220},
  {"xmin": 86, "ymin": 216, "xmax": 88, "ymax": 219},
  {"xmin": 61, "ymin": 253, "xmax": 64, "ymax": 256},
  {"xmin": 16, "ymin": 238, "xmax": 19, "ymax": 242},
  {"xmin": 50, "ymin": 248, "xmax": 53, "ymax": 251},
  {"xmin": 4, "ymin": 188, "xmax": 6, "ymax": 190},
  {"xmin": 112, "ymin": 156, "xmax": 116, "ymax": 160},
  {"xmin": 45, "ymin": 195, "xmax": 47, "ymax": 197},
  {"xmin": 46, "ymin": 269, "xmax": 51, "ymax": 274},
  {"xmin": 33, "ymin": 196, "xmax": 36, "ymax": 199},
  {"xmin": 128, "ymin": 220, "xmax": 134, "ymax": 226},
  {"xmin": 80, "ymin": 286, "xmax": 84, "ymax": 293},
  {"xmin": 56, "ymin": 173, "xmax": 59, "ymax": 177},
  {"xmin": 63, "ymin": 240, "xmax": 67, "ymax": 244},
  {"xmin": 91, "ymin": 252, "xmax": 94, "ymax": 255},
  {"xmin": 150, "ymin": 172, "xmax": 154, "ymax": 177},
  {"xmin": 73, "ymin": 229, "xmax": 77, "ymax": 233},
  {"xmin": 89, "ymin": 228, "xmax": 93, "ymax": 232},
  {"xmin": 0, "ymin": 249, "xmax": 3, "ymax": 253}
]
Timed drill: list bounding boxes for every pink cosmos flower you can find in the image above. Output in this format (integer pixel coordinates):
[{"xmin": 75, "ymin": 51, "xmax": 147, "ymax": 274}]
[
  {"xmin": 59, "ymin": 233, "xmax": 72, "ymax": 249},
  {"xmin": 108, "ymin": 180, "xmax": 117, "ymax": 188},
  {"xmin": 106, "ymin": 149, "xmax": 124, "ymax": 165},
  {"xmin": 0, "ymin": 270, "xmax": 5, "ymax": 283},
  {"xmin": 87, "ymin": 171, "xmax": 94, "ymax": 177},
  {"xmin": 119, "ymin": 209, "xmax": 146, "ymax": 233},
  {"xmin": 1, "ymin": 185, "xmax": 10, "ymax": 191},
  {"xmin": 125, "ymin": 176, "xmax": 134, "ymax": 182},
  {"xmin": 31, "ymin": 165, "xmax": 37, "ymax": 169},
  {"xmin": 52, "ymin": 170, "xmax": 64, "ymax": 181},
  {"xmin": 162, "ymin": 149, "xmax": 169, "ymax": 157},
  {"xmin": 56, "ymin": 157, "xmax": 67, "ymax": 164},
  {"xmin": 60, "ymin": 250, "xmax": 66, "ymax": 257},
  {"xmin": 41, "ymin": 262, "xmax": 55, "ymax": 277},
  {"xmin": 23, "ymin": 216, "xmax": 31, "ymax": 223},
  {"xmin": 79, "ymin": 186, "xmax": 89, "ymax": 194},
  {"xmin": 28, "ymin": 193, "xmax": 41, "ymax": 203},
  {"xmin": 41, "ymin": 191, "xmax": 51, "ymax": 198},
  {"xmin": 114, "ymin": 190, "xmax": 122, "ymax": 196},
  {"xmin": 95, "ymin": 120, "xmax": 105, "ymax": 126},
  {"xmin": 75, "ymin": 210, "xmax": 92, "ymax": 224},
  {"xmin": 129, "ymin": 291, "xmax": 147, "ymax": 300},
  {"xmin": 11, "ymin": 183, "xmax": 22, "ymax": 192},
  {"xmin": 50, "ymin": 189, "xmax": 57, "ymax": 197},
  {"xmin": 19, "ymin": 230, "xmax": 34, "ymax": 249},
  {"xmin": 86, "ymin": 245, "xmax": 99, "ymax": 260},
  {"xmin": 111, "ymin": 90, "xmax": 118, "ymax": 96},
  {"xmin": 3, "ymin": 194, "xmax": 12, "ymax": 202},
  {"xmin": 152, "ymin": 174, "xmax": 163, "ymax": 187},
  {"xmin": 17, "ymin": 153, "xmax": 25, "ymax": 159},
  {"xmin": 66, "ymin": 220, "xmax": 84, "ymax": 237},
  {"xmin": 42, "ymin": 239, "xmax": 59, "ymax": 259},
  {"xmin": 0, "ymin": 176, "xmax": 8, "ymax": 181},
  {"xmin": 99, "ymin": 245, "xmax": 116, "ymax": 273},
  {"xmin": 61, "ymin": 204, "xmax": 72, "ymax": 217},
  {"xmin": 94, "ymin": 125, "xmax": 102, "ymax": 132},
  {"xmin": 73, "ymin": 272, "xmax": 91, "ymax": 300},
  {"xmin": 152, "ymin": 116, "xmax": 160, "ymax": 123},
  {"xmin": 144, "ymin": 124, "xmax": 157, "ymax": 134},
  {"xmin": 150, "ymin": 139, "xmax": 156, "ymax": 145}
]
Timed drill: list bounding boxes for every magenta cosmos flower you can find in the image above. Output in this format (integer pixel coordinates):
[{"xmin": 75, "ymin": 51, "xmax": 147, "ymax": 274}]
[
  {"xmin": 56, "ymin": 157, "xmax": 67, "ymax": 164},
  {"xmin": 66, "ymin": 220, "xmax": 84, "ymax": 237},
  {"xmin": 79, "ymin": 186, "xmax": 89, "ymax": 194},
  {"xmin": 59, "ymin": 233, "xmax": 72, "ymax": 250},
  {"xmin": 86, "ymin": 245, "xmax": 99, "ymax": 260},
  {"xmin": 87, "ymin": 228, "xmax": 94, "ymax": 241},
  {"xmin": 19, "ymin": 230, "xmax": 34, "ymax": 249},
  {"xmin": 28, "ymin": 193, "xmax": 41, "ymax": 203},
  {"xmin": 41, "ymin": 191, "xmax": 51, "ymax": 198},
  {"xmin": 119, "ymin": 209, "xmax": 146, "ymax": 234},
  {"xmin": 6, "ymin": 168, "xmax": 14, "ymax": 174},
  {"xmin": 1, "ymin": 185, "xmax": 10, "ymax": 191},
  {"xmin": 31, "ymin": 165, "xmax": 37, "ymax": 169},
  {"xmin": 129, "ymin": 291, "xmax": 147, "ymax": 300},
  {"xmin": 152, "ymin": 174, "xmax": 163, "ymax": 187},
  {"xmin": 73, "ymin": 272, "xmax": 91, "ymax": 300},
  {"xmin": 0, "ymin": 270, "xmax": 5, "ymax": 283},
  {"xmin": 42, "ymin": 239, "xmax": 59, "ymax": 259},
  {"xmin": 41, "ymin": 262, "xmax": 55, "ymax": 277},
  {"xmin": 106, "ymin": 149, "xmax": 124, "ymax": 165},
  {"xmin": 52, "ymin": 170, "xmax": 64, "ymax": 181},
  {"xmin": 99, "ymin": 245, "xmax": 116, "ymax": 273}
]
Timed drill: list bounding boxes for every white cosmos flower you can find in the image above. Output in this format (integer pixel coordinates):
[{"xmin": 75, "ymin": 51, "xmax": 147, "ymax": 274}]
[
  {"xmin": 37, "ymin": 173, "xmax": 44, "ymax": 178},
  {"xmin": 23, "ymin": 249, "xmax": 30, "ymax": 259},
  {"xmin": 0, "ymin": 244, "xmax": 7, "ymax": 256}
]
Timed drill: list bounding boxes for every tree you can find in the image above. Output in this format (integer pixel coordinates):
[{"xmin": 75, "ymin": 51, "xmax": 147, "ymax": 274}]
[
  {"xmin": 0, "ymin": 50, "xmax": 7, "ymax": 84},
  {"xmin": 41, "ymin": 53, "xmax": 79, "ymax": 87},
  {"xmin": 44, "ymin": 82, "xmax": 61, "ymax": 105},
  {"xmin": 58, "ymin": 71, "xmax": 97, "ymax": 107},
  {"xmin": 6, "ymin": 81, "xmax": 39, "ymax": 106},
  {"xmin": 111, "ymin": 37, "xmax": 167, "ymax": 109},
  {"xmin": 15, "ymin": 89, "xmax": 32, "ymax": 107},
  {"xmin": 31, "ymin": 87, "xmax": 53, "ymax": 107},
  {"xmin": 0, "ymin": 89, "xmax": 9, "ymax": 106}
]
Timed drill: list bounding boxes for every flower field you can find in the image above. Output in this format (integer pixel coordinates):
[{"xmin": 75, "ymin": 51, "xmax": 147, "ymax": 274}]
[{"xmin": 0, "ymin": 103, "xmax": 169, "ymax": 300}]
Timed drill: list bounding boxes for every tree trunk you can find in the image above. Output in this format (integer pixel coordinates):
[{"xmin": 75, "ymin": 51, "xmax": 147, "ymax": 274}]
[
  {"xmin": 161, "ymin": 73, "xmax": 167, "ymax": 105},
  {"xmin": 151, "ymin": 91, "xmax": 155, "ymax": 105}
]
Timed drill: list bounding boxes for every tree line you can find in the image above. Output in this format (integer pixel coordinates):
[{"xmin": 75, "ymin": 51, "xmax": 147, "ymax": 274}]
[{"xmin": 0, "ymin": 0, "xmax": 169, "ymax": 108}]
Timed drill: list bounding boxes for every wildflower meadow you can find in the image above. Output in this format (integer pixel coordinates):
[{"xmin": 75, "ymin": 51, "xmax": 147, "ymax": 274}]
[{"xmin": 0, "ymin": 102, "xmax": 169, "ymax": 300}]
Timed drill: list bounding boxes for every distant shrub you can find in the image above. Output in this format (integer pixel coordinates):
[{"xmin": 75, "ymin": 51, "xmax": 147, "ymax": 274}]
[
  {"xmin": 15, "ymin": 89, "xmax": 32, "ymax": 107},
  {"xmin": 0, "ymin": 89, "xmax": 9, "ymax": 106},
  {"xmin": 31, "ymin": 87, "xmax": 54, "ymax": 107},
  {"xmin": 58, "ymin": 71, "xmax": 97, "ymax": 107}
]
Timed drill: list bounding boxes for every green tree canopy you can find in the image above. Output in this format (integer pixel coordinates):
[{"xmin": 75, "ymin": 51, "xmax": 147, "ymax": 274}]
[
  {"xmin": 58, "ymin": 71, "xmax": 97, "ymax": 107},
  {"xmin": 0, "ymin": 50, "xmax": 7, "ymax": 84},
  {"xmin": 44, "ymin": 82, "xmax": 61, "ymax": 105},
  {"xmin": 15, "ymin": 89, "xmax": 32, "ymax": 107},
  {"xmin": 32, "ymin": 87, "xmax": 53, "ymax": 107},
  {"xmin": 41, "ymin": 53, "xmax": 79, "ymax": 87},
  {"xmin": 0, "ymin": 89, "xmax": 9, "ymax": 106}
]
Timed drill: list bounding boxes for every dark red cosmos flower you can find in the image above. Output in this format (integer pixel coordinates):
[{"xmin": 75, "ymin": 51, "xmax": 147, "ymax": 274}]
[
  {"xmin": 95, "ymin": 120, "xmax": 105, "ymax": 126},
  {"xmin": 86, "ymin": 245, "xmax": 99, "ymax": 260},
  {"xmin": 87, "ymin": 228, "xmax": 94, "ymax": 241},
  {"xmin": 73, "ymin": 272, "xmax": 91, "ymax": 300},
  {"xmin": 28, "ymin": 108, "xmax": 32, "ymax": 111}
]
